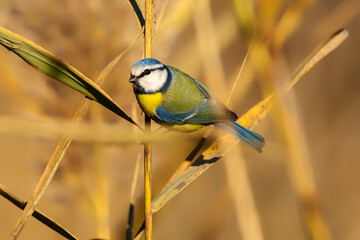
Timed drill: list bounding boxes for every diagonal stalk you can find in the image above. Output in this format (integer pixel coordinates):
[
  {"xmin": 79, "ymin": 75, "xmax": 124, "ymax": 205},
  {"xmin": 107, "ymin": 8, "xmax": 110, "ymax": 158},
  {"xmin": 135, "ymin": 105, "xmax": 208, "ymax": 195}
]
[{"xmin": 0, "ymin": 184, "xmax": 77, "ymax": 240}]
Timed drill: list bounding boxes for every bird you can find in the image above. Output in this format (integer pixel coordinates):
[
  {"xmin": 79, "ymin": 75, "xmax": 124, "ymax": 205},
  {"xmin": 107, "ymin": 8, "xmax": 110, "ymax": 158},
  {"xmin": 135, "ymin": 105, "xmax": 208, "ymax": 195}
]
[{"xmin": 129, "ymin": 58, "xmax": 265, "ymax": 153}]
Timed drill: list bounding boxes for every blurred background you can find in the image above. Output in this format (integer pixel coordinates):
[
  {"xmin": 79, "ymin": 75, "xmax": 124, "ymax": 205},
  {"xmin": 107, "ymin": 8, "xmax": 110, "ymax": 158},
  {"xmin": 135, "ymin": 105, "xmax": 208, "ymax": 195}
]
[{"xmin": 0, "ymin": 0, "xmax": 359, "ymax": 239}]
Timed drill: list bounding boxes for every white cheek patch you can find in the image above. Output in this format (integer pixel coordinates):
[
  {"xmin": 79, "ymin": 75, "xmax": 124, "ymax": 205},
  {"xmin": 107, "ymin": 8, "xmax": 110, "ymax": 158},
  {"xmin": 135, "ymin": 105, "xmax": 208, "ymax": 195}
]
[{"xmin": 139, "ymin": 69, "xmax": 168, "ymax": 92}]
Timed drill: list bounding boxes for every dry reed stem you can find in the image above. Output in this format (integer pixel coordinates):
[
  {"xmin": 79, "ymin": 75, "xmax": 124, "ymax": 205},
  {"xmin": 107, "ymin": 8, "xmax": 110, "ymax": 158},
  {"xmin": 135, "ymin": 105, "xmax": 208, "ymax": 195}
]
[
  {"xmin": 144, "ymin": 0, "xmax": 153, "ymax": 239},
  {"xmin": 9, "ymin": 30, "xmax": 142, "ymax": 240}
]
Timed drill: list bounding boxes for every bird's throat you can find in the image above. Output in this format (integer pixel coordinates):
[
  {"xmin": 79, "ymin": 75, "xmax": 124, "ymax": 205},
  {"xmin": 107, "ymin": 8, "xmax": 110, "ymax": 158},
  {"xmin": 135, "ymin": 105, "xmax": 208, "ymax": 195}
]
[{"xmin": 136, "ymin": 92, "xmax": 163, "ymax": 118}]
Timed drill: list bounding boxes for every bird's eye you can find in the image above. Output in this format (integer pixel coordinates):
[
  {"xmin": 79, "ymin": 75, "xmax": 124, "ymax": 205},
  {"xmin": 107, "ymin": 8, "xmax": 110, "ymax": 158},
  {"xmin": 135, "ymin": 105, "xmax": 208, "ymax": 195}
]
[{"xmin": 144, "ymin": 69, "xmax": 151, "ymax": 75}]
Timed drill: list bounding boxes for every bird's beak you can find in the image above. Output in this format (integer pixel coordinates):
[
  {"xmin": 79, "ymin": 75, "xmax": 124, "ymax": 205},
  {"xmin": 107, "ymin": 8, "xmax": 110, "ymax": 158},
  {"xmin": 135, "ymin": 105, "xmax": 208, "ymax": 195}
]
[{"xmin": 129, "ymin": 76, "xmax": 137, "ymax": 83}]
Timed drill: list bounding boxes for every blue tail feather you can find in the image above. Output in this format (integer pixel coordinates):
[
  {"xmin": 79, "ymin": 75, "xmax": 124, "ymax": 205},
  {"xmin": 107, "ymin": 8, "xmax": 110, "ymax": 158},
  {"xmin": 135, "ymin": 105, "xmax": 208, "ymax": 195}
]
[{"xmin": 216, "ymin": 121, "xmax": 265, "ymax": 153}]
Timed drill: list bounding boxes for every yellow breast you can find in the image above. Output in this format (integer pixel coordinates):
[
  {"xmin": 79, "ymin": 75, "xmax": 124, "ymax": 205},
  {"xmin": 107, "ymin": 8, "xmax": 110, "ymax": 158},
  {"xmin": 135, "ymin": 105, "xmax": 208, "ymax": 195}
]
[
  {"xmin": 136, "ymin": 92, "xmax": 205, "ymax": 133},
  {"xmin": 136, "ymin": 92, "xmax": 164, "ymax": 118}
]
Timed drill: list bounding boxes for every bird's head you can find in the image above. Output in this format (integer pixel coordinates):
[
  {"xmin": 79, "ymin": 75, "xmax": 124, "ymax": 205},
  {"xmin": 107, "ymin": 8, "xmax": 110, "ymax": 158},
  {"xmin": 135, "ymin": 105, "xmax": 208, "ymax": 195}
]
[{"xmin": 129, "ymin": 58, "xmax": 170, "ymax": 94}]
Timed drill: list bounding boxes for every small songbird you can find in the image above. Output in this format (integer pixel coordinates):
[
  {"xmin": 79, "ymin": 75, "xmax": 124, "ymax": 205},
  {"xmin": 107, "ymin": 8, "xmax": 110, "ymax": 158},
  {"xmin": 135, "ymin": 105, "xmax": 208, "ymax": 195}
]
[{"xmin": 129, "ymin": 58, "xmax": 265, "ymax": 153}]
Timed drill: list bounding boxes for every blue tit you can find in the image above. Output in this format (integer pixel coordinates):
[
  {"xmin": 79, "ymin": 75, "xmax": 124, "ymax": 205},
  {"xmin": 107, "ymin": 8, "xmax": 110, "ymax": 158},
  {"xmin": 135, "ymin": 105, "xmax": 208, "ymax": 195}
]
[{"xmin": 129, "ymin": 58, "xmax": 265, "ymax": 153}]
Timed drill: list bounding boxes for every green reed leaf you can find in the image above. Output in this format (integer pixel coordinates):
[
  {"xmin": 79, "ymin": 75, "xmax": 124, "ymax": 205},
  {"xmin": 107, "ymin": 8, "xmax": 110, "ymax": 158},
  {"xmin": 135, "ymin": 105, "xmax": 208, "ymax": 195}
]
[{"xmin": 0, "ymin": 26, "xmax": 139, "ymax": 128}]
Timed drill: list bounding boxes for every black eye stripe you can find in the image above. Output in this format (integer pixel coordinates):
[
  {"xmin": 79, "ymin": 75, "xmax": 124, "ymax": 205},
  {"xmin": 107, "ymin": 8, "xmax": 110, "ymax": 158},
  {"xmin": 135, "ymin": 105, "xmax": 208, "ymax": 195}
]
[{"xmin": 137, "ymin": 66, "xmax": 166, "ymax": 79}]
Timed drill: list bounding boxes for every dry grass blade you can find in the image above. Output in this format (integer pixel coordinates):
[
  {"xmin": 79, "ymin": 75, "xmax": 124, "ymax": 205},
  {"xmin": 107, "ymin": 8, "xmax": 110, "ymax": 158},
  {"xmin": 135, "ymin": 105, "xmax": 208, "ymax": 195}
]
[
  {"xmin": 0, "ymin": 184, "xmax": 77, "ymax": 240},
  {"xmin": 7, "ymin": 32, "xmax": 141, "ymax": 239},
  {"xmin": 287, "ymin": 28, "xmax": 349, "ymax": 92},
  {"xmin": 150, "ymin": 28, "xmax": 349, "ymax": 213},
  {"xmin": 226, "ymin": 41, "xmax": 253, "ymax": 105},
  {"xmin": 0, "ymin": 26, "xmax": 139, "ymax": 128}
]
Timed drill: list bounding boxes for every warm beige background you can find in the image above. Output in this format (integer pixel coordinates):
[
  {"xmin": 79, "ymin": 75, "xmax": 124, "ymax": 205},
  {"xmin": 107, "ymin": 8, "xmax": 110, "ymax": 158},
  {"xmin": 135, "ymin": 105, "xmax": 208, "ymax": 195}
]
[{"xmin": 0, "ymin": 0, "xmax": 359, "ymax": 239}]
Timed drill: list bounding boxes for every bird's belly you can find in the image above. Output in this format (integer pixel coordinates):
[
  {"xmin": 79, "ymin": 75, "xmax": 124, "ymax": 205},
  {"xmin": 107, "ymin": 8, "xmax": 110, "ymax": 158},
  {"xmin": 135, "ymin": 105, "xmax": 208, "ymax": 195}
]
[{"xmin": 168, "ymin": 123, "xmax": 204, "ymax": 132}]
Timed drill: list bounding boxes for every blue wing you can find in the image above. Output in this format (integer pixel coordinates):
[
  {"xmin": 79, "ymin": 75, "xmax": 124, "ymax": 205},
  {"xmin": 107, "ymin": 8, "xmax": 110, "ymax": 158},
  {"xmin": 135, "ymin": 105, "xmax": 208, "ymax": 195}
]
[
  {"xmin": 155, "ymin": 101, "xmax": 237, "ymax": 125},
  {"xmin": 155, "ymin": 106, "xmax": 198, "ymax": 124}
]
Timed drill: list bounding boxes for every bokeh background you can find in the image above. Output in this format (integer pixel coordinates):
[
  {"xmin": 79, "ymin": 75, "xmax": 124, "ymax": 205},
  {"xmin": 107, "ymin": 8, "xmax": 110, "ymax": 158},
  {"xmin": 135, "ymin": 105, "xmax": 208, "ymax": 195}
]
[{"xmin": 0, "ymin": 0, "xmax": 359, "ymax": 239}]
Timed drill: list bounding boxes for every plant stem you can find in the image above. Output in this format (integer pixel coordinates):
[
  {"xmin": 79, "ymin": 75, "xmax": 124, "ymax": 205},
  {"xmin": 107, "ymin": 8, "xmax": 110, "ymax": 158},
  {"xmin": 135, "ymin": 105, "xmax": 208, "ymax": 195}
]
[
  {"xmin": 144, "ymin": 0, "xmax": 153, "ymax": 240},
  {"xmin": 144, "ymin": 124, "xmax": 152, "ymax": 240}
]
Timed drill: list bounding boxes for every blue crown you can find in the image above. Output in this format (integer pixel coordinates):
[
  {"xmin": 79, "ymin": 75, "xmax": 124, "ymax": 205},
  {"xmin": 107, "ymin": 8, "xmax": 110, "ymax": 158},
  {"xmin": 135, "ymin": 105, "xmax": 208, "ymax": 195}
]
[{"xmin": 133, "ymin": 58, "xmax": 162, "ymax": 67}]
